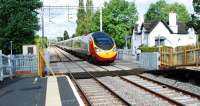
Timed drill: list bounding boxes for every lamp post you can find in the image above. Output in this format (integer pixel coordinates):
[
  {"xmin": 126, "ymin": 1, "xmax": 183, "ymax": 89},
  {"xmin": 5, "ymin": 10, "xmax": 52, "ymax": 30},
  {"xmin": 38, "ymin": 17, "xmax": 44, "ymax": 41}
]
[{"xmin": 10, "ymin": 41, "xmax": 13, "ymax": 56}]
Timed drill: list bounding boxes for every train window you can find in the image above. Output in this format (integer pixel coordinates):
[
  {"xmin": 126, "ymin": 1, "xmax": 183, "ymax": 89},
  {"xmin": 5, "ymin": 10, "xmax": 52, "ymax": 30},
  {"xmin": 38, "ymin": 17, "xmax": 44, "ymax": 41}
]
[{"xmin": 92, "ymin": 32, "xmax": 114, "ymax": 50}]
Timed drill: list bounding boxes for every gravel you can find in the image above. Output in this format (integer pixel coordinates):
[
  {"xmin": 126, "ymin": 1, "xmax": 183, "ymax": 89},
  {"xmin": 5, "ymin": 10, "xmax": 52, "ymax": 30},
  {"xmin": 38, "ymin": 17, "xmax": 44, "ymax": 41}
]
[
  {"xmin": 76, "ymin": 79, "xmax": 126, "ymax": 106},
  {"xmin": 98, "ymin": 76, "xmax": 171, "ymax": 106},
  {"xmin": 141, "ymin": 73, "xmax": 200, "ymax": 96}
]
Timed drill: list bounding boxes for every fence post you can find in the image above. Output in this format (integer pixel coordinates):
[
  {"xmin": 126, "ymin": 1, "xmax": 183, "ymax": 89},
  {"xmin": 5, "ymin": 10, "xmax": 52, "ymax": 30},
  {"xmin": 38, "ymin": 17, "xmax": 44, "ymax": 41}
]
[
  {"xmin": 183, "ymin": 47, "xmax": 186, "ymax": 65},
  {"xmin": 170, "ymin": 48, "xmax": 173, "ymax": 67}
]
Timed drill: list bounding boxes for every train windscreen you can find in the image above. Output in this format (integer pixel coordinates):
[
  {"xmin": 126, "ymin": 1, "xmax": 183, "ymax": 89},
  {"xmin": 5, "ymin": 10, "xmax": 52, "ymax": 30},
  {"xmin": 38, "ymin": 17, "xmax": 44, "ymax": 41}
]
[{"xmin": 92, "ymin": 32, "xmax": 114, "ymax": 50}]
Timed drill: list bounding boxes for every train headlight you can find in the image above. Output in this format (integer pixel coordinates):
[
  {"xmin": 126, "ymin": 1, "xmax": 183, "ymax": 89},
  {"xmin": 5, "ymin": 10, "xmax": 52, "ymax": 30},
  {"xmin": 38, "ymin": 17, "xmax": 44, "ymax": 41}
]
[{"xmin": 95, "ymin": 47, "xmax": 102, "ymax": 53}]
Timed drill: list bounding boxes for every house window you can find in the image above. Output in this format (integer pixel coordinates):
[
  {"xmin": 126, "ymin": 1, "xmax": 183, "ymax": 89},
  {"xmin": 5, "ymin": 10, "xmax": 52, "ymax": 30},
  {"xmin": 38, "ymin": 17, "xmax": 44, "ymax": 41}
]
[
  {"xmin": 155, "ymin": 39, "xmax": 165, "ymax": 46},
  {"xmin": 28, "ymin": 47, "xmax": 33, "ymax": 54}
]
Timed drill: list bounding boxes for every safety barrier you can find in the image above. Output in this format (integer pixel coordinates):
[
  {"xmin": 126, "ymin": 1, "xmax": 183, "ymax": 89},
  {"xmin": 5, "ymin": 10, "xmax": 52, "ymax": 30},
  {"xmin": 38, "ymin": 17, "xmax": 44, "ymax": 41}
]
[
  {"xmin": 14, "ymin": 55, "xmax": 37, "ymax": 74},
  {"xmin": 116, "ymin": 49, "xmax": 133, "ymax": 60},
  {"xmin": 139, "ymin": 52, "xmax": 160, "ymax": 70},
  {"xmin": 0, "ymin": 54, "xmax": 14, "ymax": 81}
]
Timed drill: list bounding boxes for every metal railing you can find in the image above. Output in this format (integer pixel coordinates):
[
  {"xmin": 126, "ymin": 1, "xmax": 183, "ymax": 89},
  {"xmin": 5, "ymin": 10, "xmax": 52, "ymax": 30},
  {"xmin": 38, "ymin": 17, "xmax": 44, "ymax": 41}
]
[
  {"xmin": 116, "ymin": 49, "xmax": 133, "ymax": 60},
  {"xmin": 0, "ymin": 54, "xmax": 14, "ymax": 81},
  {"xmin": 139, "ymin": 52, "xmax": 160, "ymax": 70},
  {"xmin": 14, "ymin": 55, "xmax": 37, "ymax": 74}
]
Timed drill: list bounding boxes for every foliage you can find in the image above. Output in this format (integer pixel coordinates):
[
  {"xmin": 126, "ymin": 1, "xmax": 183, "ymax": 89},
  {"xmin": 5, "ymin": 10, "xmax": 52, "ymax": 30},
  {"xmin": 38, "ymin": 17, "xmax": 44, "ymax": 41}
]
[
  {"xmin": 63, "ymin": 30, "xmax": 69, "ymax": 40},
  {"xmin": 34, "ymin": 35, "xmax": 48, "ymax": 48},
  {"xmin": 86, "ymin": 0, "xmax": 93, "ymax": 16},
  {"xmin": 75, "ymin": 0, "xmax": 94, "ymax": 36},
  {"xmin": 71, "ymin": 34, "xmax": 76, "ymax": 38},
  {"xmin": 0, "ymin": 0, "xmax": 42, "ymax": 54},
  {"xmin": 144, "ymin": 0, "xmax": 167, "ymax": 22},
  {"xmin": 144, "ymin": 0, "xmax": 191, "ymax": 23},
  {"xmin": 75, "ymin": 0, "xmax": 87, "ymax": 36},
  {"xmin": 189, "ymin": 0, "xmax": 200, "ymax": 36},
  {"xmin": 193, "ymin": 0, "xmax": 200, "ymax": 14},
  {"xmin": 139, "ymin": 46, "xmax": 159, "ymax": 52}
]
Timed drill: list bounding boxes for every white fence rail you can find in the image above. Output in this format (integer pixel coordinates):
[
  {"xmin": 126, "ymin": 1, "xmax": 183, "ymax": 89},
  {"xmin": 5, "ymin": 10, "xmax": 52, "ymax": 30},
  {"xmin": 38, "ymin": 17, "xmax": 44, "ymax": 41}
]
[
  {"xmin": 0, "ymin": 53, "xmax": 38, "ymax": 81},
  {"xmin": 0, "ymin": 54, "xmax": 14, "ymax": 81},
  {"xmin": 139, "ymin": 52, "xmax": 160, "ymax": 70},
  {"xmin": 14, "ymin": 55, "xmax": 37, "ymax": 74},
  {"xmin": 116, "ymin": 49, "xmax": 133, "ymax": 60}
]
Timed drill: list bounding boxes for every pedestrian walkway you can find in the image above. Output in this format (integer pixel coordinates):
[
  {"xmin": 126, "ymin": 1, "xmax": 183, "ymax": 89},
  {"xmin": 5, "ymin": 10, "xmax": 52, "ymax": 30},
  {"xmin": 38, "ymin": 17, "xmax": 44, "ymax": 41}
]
[{"xmin": 0, "ymin": 76, "xmax": 84, "ymax": 106}]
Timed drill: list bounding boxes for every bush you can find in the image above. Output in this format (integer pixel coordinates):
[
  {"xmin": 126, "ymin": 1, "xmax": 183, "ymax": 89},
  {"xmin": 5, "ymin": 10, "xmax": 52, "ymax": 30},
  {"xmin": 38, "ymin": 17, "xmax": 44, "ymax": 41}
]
[{"xmin": 139, "ymin": 46, "xmax": 159, "ymax": 52}]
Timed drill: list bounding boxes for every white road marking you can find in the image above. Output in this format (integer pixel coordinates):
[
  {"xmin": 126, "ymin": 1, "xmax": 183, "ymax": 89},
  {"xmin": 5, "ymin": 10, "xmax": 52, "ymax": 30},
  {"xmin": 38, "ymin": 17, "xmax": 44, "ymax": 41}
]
[
  {"xmin": 45, "ymin": 76, "xmax": 62, "ymax": 106},
  {"xmin": 66, "ymin": 76, "xmax": 85, "ymax": 106}
]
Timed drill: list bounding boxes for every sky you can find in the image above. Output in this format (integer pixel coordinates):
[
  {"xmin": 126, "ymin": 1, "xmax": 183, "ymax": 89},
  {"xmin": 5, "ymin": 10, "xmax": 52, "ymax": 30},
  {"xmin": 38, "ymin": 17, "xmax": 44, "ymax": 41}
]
[{"xmin": 38, "ymin": 0, "xmax": 194, "ymax": 39}]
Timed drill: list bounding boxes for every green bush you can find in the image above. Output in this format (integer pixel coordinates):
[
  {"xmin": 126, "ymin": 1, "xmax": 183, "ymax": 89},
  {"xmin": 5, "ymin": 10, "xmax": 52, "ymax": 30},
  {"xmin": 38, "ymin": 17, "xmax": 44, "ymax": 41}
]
[{"xmin": 138, "ymin": 45, "xmax": 159, "ymax": 52}]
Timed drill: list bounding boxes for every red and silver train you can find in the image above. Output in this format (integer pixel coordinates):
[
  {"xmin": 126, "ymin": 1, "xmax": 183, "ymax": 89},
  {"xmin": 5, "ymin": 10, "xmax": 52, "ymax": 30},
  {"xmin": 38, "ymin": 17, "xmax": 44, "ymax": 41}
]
[{"xmin": 56, "ymin": 32, "xmax": 117, "ymax": 63}]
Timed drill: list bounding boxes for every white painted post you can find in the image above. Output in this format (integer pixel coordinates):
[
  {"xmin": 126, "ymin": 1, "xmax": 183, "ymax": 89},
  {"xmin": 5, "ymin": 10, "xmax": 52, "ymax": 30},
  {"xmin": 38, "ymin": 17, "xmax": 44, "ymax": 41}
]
[{"xmin": 100, "ymin": 6, "xmax": 102, "ymax": 32}]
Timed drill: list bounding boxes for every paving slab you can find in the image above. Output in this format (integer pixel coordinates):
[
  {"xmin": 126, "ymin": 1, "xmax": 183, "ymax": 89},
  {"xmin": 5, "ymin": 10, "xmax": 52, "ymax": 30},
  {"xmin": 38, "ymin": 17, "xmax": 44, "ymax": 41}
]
[{"xmin": 0, "ymin": 77, "xmax": 47, "ymax": 106}]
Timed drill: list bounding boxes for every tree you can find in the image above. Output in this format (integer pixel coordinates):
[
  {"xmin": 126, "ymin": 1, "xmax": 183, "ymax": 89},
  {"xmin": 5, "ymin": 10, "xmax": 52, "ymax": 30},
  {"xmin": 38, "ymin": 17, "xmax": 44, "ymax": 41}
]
[
  {"xmin": 92, "ymin": 0, "xmax": 138, "ymax": 48},
  {"xmin": 71, "ymin": 34, "xmax": 76, "ymax": 38},
  {"xmin": 63, "ymin": 30, "xmax": 69, "ymax": 40},
  {"xmin": 84, "ymin": 0, "xmax": 94, "ymax": 33},
  {"xmin": 34, "ymin": 35, "xmax": 48, "ymax": 48},
  {"xmin": 86, "ymin": 0, "xmax": 93, "ymax": 16},
  {"xmin": 0, "ymin": 0, "xmax": 42, "ymax": 54},
  {"xmin": 144, "ymin": 0, "xmax": 167, "ymax": 22},
  {"xmin": 144, "ymin": 0, "xmax": 191, "ymax": 23},
  {"xmin": 76, "ymin": 0, "xmax": 94, "ymax": 36},
  {"xmin": 76, "ymin": 0, "xmax": 87, "ymax": 36},
  {"xmin": 190, "ymin": 0, "xmax": 200, "ymax": 41}
]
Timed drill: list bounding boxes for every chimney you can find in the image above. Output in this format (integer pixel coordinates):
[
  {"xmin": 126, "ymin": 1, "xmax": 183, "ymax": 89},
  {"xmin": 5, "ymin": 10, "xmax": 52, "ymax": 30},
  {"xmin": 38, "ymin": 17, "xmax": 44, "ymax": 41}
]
[{"xmin": 169, "ymin": 12, "xmax": 178, "ymax": 33}]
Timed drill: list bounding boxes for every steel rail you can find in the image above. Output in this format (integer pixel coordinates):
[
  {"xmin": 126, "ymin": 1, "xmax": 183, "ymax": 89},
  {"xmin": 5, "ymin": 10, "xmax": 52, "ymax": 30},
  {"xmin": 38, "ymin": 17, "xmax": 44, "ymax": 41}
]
[
  {"xmin": 55, "ymin": 47, "xmax": 200, "ymax": 106},
  {"xmin": 137, "ymin": 74, "xmax": 200, "ymax": 100},
  {"xmin": 110, "ymin": 64, "xmax": 200, "ymax": 101},
  {"xmin": 53, "ymin": 47, "xmax": 92, "ymax": 106},
  {"xmin": 55, "ymin": 47, "xmax": 131, "ymax": 106},
  {"xmin": 94, "ymin": 65, "xmax": 186, "ymax": 106},
  {"xmin": 120, "ymin": 76, "xmax": 185, "ymax": 106}
]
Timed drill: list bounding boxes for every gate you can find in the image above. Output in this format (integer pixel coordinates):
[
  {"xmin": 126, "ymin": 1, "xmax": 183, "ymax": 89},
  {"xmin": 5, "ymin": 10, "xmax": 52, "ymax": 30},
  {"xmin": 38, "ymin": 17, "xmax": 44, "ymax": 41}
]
[
  {"xmin": 0, "ymin": 54, "xmax": 14, "ymax": 81},
  {"xmin": 14, "ymin": 55, "xmax": 37, "ymax": 74}
]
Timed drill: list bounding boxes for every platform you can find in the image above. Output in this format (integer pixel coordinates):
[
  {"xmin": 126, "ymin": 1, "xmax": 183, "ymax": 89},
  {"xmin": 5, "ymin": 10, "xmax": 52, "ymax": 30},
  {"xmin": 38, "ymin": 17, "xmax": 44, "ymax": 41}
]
[{"xmin": 0, "ymin": 76, "xmax": 83, "ymax": 106}]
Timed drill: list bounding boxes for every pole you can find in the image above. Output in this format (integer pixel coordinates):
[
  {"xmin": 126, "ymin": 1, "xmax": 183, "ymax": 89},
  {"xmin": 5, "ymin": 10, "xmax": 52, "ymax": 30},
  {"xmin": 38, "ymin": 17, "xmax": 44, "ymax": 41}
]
[
  {"xmin": 42, "ymin": 8, "xmax": 45, "ymax": 48},
  {"xmin": 100, "ymin": 6, "xmax": 102, "ymax": 32},
  {"xmin": 10, "ymin": 41, "xmax": 12, "ymax": 56},
  {"xmin": 158, "ymin": 34, "xmax": 160, "ymax": 47}
]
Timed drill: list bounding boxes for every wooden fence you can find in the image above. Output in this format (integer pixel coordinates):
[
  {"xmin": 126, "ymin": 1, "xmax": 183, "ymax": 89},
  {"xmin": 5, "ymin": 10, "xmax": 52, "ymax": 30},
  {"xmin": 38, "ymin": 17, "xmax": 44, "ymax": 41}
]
[{"xmin": 160, "ymin": 45, "xmax": 200, "ymax": 68}]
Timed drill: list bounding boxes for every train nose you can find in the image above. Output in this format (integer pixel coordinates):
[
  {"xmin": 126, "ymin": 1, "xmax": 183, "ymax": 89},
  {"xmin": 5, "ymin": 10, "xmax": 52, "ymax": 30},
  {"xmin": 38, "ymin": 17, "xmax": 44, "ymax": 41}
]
[{"xmin": 95, "ymin": 50, "xmax": 117, "ymax": 61}]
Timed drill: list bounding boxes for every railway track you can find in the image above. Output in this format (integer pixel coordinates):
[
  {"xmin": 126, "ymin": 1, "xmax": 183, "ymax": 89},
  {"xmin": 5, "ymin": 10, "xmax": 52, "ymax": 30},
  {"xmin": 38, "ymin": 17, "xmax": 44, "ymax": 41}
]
[
  {"xmin": 53, "ymin": 47, "xmax": 130, "ymax": 106},
  {"xmin": 52, "ymin": 47, "xmax": 200, "ymax": 105},
  {"xmin": 76, "ymin": 79, "xmax": 128, "ymax": 106},
  {"xmin": 121, "ymin": 75, "xmax": 200, "ymax": 106}
]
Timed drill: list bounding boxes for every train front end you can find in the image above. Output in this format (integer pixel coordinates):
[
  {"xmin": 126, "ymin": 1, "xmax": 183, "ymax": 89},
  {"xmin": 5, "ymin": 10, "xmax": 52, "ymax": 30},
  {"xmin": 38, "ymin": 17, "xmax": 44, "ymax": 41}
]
[{"xmin": 89, "ymin": 32, "xmax": 117, "ymax": 63}]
